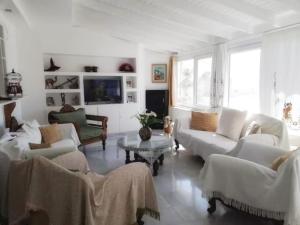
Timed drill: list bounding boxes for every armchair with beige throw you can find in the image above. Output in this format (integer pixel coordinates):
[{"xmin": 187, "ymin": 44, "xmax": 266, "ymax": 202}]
[
  {"xmin": 173, "ymin": 107, "xmax": 289, "ymax": 161},
  {"xmin": 200, "ymin": 140, "xmax": 298, "ymax": 225},
  {"xmin": 48, "ymin": 104, "xmax": 108, "ymax": 150}
]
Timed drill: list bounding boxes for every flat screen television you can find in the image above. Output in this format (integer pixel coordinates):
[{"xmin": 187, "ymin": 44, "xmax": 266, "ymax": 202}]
[{"xmin": 84, "ymin": 76, "xmax": 123, "ymax": 104}]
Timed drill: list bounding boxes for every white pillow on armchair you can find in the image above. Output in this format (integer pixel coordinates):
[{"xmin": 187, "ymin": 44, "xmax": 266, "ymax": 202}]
[{"xmin": 216, "ymin": 107, "xmax": 247, "ymax": 141}]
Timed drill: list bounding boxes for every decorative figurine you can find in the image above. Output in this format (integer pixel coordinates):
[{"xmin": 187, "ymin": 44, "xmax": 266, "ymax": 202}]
[
  {"xmin": 6, "ymin": 69, "xmax": 23, "ymax": 98},
  {"xmin": 119, "ymin": 63, "xmax": 134, "ymax": 72},
  {"xmin": 45, "ymin": 76, "xmax": 58, "ymax": 89},
  {"xmin": 60, "ymin": 93, "xmax": 66, "ymax": 105},
  {"xmin": 46, "ymin": 96, "xmax": 55, "ymax": 106},
  {"xmin": 163, "ymin": 116, "xmax": 173, "ymax": 135},
  {"xmin": 283, "ymin": 102, "xmax": 292, "ymax": 122},
  {"xmin": 45, "ymin": 58, "xmax": 60, "ymax": 72}
]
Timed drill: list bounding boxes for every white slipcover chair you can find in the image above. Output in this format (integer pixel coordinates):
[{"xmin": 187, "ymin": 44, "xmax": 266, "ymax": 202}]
[{"xmin": 200, "ymin": 140, "xmax": 299, "ymax": 225}]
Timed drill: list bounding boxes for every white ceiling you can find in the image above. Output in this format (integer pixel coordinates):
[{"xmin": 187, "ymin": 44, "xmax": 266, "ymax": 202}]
[{"xmin": 3, "ymin": 0, "xmax": 300, "ymax": 53}]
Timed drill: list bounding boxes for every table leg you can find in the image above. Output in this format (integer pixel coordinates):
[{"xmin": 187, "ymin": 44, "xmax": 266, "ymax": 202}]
[
  {"xmin": 159, "ymin": 154, "xmax": 164, "ymax": 166},
  {"xmin": 153, "ymin": 160, "xmax": 159, "ymax": 176},
  {"xmin": 125, "ymin": 150, "xmax": 130, "ymax": 164},
  {"xmin": 134, "ymin": 152, "xmax": 139, "ymax": 162}
]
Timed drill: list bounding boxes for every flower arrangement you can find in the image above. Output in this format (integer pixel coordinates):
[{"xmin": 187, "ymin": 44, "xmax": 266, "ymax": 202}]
[{"xmin": 135, "ymin": 111, "xmax": 159, "ymax": 127}]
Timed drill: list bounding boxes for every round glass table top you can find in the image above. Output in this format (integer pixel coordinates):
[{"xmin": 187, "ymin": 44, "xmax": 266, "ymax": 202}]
[{"xmin": 117, "ymin": 134, "xmax": 172, "ymax": 152}]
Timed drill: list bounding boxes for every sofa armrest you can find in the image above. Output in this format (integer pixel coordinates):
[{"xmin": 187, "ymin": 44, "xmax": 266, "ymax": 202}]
[
  {"xmin": 56, "ymin": 123, "xmax": 81, "ymax": 146},
  {"xmin": 86, "ymin": 115, "xmax": 108, "ymax": 130},
  {"xmin": 173, "ymin": 117, "xmax": 190, "ymax": 139},
  {"xmin": 24, "ymin": 146, "xmax": 77, "ymax": 159},
  {"xmin": 241, "ymin": 133, "xmax": 280, "ymax": 147},
  {"xmin": 229, "ymin": 139, "xmax": 289, "ymax": 167}
]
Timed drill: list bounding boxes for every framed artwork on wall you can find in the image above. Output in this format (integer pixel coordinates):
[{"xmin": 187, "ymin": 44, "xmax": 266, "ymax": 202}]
[{"xmin": 152, "ymin": 64, "xmax": 167, "ymax": 83}]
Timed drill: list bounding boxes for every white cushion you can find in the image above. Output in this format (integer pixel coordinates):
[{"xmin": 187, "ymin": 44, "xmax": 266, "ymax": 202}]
[
  {"xmin": 178, "ymin": 129, "xmax": 237, "ymax": 160},
  {"xmin": 216, "ymin": 107, "xmax": 247, "ymax": 141},
  {"xmin": 22, "ymin": 120, "xmax": 41, "ymax": 144}
]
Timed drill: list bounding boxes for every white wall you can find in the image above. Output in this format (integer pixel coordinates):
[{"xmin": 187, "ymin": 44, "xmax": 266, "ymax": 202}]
[
  {"xmin": 144, "ymin": 49, "xmax": 169, "ymax": 90},
  {"xmin": 1, "ymin": 13, "xmax": 171, "ymax": 133},
  {"xmin": 0, "ymin": 11, "xmax": 20, "ymax": 134}
]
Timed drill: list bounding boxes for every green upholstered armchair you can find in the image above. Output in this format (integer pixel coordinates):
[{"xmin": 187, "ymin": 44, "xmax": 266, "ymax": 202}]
[{"xmin": 48, "ymin": 105, "xmax": 108, "ymax": 150}]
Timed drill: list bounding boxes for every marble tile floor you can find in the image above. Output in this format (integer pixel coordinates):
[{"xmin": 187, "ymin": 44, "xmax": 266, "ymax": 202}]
[{"xmin": 83, "ymin": 132, "xmax": 279, "ymax": 225}]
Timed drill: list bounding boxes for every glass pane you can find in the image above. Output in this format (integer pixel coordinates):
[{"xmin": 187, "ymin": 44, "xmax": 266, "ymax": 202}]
[
  {"xmin": 197, "ymin": 57, "xmax": 212, "ymax": 106},
  {"xmin": 0, "ymin": 25, "xmax": 3, "ymax": 39},
  {"xmin": 1, "ymin": 39, "xmax": 5, "ymax": 58},
  {"xmin": 177, "ymin": 59, "xmax": 194, "ymax": 106},
  {"xmin": 229, "ymin": 49, "xmax": 261, "ymax": 112}
]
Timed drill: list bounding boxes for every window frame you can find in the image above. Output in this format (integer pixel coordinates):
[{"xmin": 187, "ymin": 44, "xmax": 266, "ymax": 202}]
[
  {"xmin": 194, "ymin": 55, "xmax": 213, "ymax": 108},
  {"xmin": 225, "ymin": 44, "xmax": 261, "ymax": 111},
  {"xmin": 176, "ymin": 53, "xmax": 213, "ymax": 109}
]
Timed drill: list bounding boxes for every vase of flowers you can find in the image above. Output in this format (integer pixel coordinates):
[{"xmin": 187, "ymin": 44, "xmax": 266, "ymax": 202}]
[{"xmin": 135, "ymin": 111, "xmax": 158, "ymax": 141}]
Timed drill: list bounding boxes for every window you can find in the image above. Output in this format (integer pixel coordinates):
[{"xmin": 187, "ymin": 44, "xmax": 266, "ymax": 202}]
[
  {"xmin": 0, "ymin": 25, "xmax": 6, "ymax": 96},
  {"xmin": 176, "ymin": 59, "xmax": 194, "ymax": 106},
  {"xmin": 197, "ymin": 57, "xmax": 212, "ymax": 106},
  {"xmin": 227, "ymin": 48, "xmax": 261, "ymax": 112}
]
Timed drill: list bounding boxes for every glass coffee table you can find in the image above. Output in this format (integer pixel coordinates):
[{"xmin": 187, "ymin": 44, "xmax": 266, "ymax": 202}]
[{"xmin": 117, "ymin": 134, "xmax": 173, "ymax": 176}]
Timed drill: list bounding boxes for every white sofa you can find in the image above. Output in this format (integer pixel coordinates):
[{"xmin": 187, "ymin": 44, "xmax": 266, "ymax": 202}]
[
  {"xmin": 174, "ymin": 113, "xmax": 290, "ymax": 161},
  {"xmin": 0, "ymin": 123, "xmax": 81, "ymax": 160}
]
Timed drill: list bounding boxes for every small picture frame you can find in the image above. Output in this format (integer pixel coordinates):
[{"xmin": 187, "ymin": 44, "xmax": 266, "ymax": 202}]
[
  {"xmin": 152, "ymin": 64, "xmax": 167, "ymax": 83},
  {"xmin": 126, "ymin": 80, "xmax": 133, "ymax": 88},
  {"xmin": 127, "ymin": 95, "xmax": 133, "ymax": 103}
]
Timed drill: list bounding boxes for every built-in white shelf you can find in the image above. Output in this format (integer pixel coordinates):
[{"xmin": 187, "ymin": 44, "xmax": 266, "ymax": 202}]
[
  {"xmin": 45, "ymin": 89, "xmax": 81, "ymax": 93},
  {"xmin": 44, "ymin": 72, "xmax": 137, "ymax": 76}
]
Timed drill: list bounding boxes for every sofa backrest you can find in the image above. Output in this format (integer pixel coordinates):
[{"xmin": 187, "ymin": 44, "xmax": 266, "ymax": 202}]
[{"xmin": 241, "ymin": 113, "xmax": 289, "ymax": 149}]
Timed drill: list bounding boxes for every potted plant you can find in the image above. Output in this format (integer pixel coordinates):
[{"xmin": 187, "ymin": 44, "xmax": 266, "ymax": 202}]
[{"xmin": 135, "ymin": 111, "xmax": 159, "ymax": 141}]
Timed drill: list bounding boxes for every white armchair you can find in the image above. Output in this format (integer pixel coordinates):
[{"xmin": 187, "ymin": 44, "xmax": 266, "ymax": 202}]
[{"xmin": 200, "ymin": 141, "xmax": 299, "ymax": 225}]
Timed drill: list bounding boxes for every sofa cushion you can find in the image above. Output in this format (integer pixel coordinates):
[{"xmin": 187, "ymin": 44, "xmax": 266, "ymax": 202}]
[
  {"xmin": 22, "ymin": 120, "xmax": 41, "ymax": 144},
  {"xmin": 79, "ymin": 125, "xmax": 103, "ymax": 141},
  {"xmin": 178, "ymin": 129, "xmax": 237, "ymax": 160},
  {"xmin": 29, "ymin": 143, "xmax": 51, "ymax": 150},
  {"xmin": 216, "ymin": 107, "xmax": 247, "ymax": 141},
  {"xmin": 51, "ymin": 109, "xmax": 87, "ymax": 126},
  {"xmin": 190, "ymin": 112, "xmax": 218, "ymax": 132},
  {"xmin": 40, "ymin": 124, "xmax": 63, "ymax": 144},
  {"xmin": 50, "ymin": 139, "xmax": 76, "ymax": 148}
]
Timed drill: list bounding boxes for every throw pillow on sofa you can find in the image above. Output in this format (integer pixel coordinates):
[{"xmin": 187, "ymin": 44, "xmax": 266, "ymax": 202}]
[
  {"xmin": 40, "ymin": 124, "xmax": 63, "ymax": 144},
  {"xmin": 216, "ymin": 107, "xmax": 247, "ymax": 141},
  {"xmin": 191, "ymin": 111, "xmax": 218, "ymax": 132}
]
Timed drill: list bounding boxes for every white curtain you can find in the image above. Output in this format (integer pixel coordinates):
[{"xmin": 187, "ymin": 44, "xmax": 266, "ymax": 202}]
[
  {"xmin": 210, "ymin": 43, "xmax": 228, "ymax": 110},
  {"xmin": 260, "ymin": 27, "xmax": 300, "ymax": 117}
]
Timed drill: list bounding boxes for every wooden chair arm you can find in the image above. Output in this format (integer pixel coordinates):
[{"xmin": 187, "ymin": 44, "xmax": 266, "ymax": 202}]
[{"xmin": 86, "ymin": 115, "xmax": 108, "ymax": 130}]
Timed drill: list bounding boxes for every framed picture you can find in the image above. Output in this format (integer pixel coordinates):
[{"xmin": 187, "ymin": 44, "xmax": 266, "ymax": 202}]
[
  {"xmin": 126, "ymin": 80, "xmax": 133, "ymax": 88},
  {"xmin": 152, "ymin": 64, "xmax": 167, "ymax": 83}
]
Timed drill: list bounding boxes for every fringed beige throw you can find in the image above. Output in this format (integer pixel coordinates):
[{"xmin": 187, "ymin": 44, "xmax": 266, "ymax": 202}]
[{"xmin": 8, "ymin": 153, "xmax": 159, "ymax": 225}]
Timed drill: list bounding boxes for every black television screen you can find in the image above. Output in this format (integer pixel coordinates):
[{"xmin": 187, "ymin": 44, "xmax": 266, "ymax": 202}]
[{"xmin": 84, "ymin": 76, "xmax": 123, "ymax": 104}]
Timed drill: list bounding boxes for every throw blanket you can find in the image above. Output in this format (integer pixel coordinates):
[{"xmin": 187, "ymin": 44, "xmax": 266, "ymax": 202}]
[
  {"xmin": 8, "ymin": 153, "xmax": 159, "ymax": 225},
  {"xmin": 200, "ymin": 147, "xmax": 300, "ymax": 225}
]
